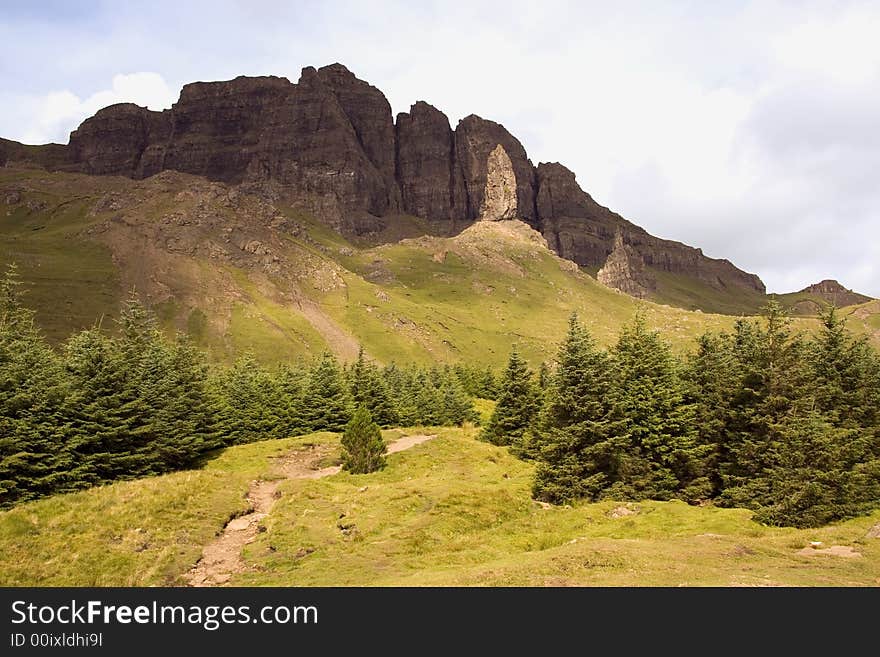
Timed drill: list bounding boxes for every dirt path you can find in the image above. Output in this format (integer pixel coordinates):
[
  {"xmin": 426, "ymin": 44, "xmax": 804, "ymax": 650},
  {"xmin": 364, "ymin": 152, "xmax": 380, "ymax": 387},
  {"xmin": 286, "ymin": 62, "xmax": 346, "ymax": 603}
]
[
  {"xmin": 184, "ymin": 433, "xmax": 437, "ymax": 587},
  {"xmin": 297, "ymin": 298, "xmax": 361, "ymax": 362}
]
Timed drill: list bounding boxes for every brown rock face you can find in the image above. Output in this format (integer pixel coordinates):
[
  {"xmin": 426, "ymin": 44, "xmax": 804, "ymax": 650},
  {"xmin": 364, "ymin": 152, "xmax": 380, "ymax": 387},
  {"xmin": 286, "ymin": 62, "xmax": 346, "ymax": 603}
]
[
  {"xmin": 597, "ymin": 231, "xmax": 656, "ymax": 298},
  {"xmin": 4, "ymin": 62, "xmax": 768, "ymax": 304},
  {"xmin": 66, "ymin": 67, "xmax": 396, "ymax": 233},
  {"xmin": 535, "ymin": 162, "xmax": 766, "ymax": 294},
  {"xmin": 316, "ymin": 64, "xmax": 401, "ymax": 214},
  {"xmin": 454, "ymin": 115, "xmax": 536, "ymax": 223},
  {"xmin": 147, "ymin": 75, "xmax": 289, "ymax": 182},
  {"xmin": 797, "ymin": 280, "xmax": 873, "ymax": 306},
  {"xmin": 395, "ymin": 101, "xmax": 466, "ymax": 222},
  {"xmin": 69, "ymin": 103, "xmax": 170, "ymax": 177},
  {"xmin": 479, "ymin": 145, "xmax": 517, "ymax": 221}
]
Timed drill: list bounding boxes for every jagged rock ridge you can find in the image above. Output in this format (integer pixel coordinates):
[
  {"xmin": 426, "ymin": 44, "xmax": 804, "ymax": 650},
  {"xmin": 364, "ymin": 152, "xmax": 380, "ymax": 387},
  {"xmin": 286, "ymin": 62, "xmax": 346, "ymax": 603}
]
[{"xmin": 0, "ymin": 63, "xmax": 766, "ymax": 300}]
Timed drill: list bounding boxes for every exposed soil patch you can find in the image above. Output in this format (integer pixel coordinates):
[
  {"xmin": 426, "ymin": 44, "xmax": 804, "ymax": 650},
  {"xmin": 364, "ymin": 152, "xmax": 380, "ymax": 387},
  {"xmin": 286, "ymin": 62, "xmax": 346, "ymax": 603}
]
[
  {"xmin": 184, "ymin": 434, "xmax": 437, "ymax": 586},
  {"xmin": 796, "ymin": 545, "xmax": 862, "ymax": 558}
]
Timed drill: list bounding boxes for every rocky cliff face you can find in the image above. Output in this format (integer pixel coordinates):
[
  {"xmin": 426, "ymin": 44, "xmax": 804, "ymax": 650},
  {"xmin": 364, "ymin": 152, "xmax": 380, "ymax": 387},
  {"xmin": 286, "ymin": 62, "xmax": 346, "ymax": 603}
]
[
  {"xmin": 4, "ymin": 62, "xmax": 767, "ymax": 302},
  {"xmin": 454, "ymin": 115, "xmax": 536, "ymax": 223},
  {"xmin": 597, "ymin": 232, "xmax": 656, "ymax": 298},
  {"xmin": 479, "ymin": 145, "xmax": 517, "ymax": 221},
  {"xmin": 395, "ymin": 101, "xmax": 466, "ymax": 225},
  {"xmin": 535, "ymin": 162, "xmax": 766, "ymax": 294}
]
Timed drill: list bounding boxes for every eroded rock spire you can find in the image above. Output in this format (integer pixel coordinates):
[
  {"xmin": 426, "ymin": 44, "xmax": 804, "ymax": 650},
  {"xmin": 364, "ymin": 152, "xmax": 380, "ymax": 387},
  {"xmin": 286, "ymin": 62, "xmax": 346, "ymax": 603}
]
[{"xmin": 479, "ymin": 144, "xmax": 517, "ymax": 221}]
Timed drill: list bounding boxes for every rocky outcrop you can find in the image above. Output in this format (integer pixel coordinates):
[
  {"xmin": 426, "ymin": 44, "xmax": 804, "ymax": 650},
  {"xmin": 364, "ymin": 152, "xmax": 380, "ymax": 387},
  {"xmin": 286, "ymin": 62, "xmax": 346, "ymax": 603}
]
[
  {"xmin": 479, "ymin": 145, "xmax": 517, "ymax": 220},
  {"xmin": 597, "ymin": 231, "xmax": 656, "ymax": 298},
  {"xmin": 66, "ymin": 69, "xmax": 395, "ymax": 233},
  {"xmin": 144, "ymin": 75, "xmax": 288, "ymax": 182},
  {"xmin": 395, "ymin": 101, "xmax": 466, "ymax": 223},
  {"xmin": 535, "ymin": 162, "xmax": 766, "ymax": 294},
  {"xmin": 316, "ymin": 64, "xmax": 401, "ymax": 214},
  {"xmin": 797, "ymin": 280, "xmax": 873, "ymax": 307},
  {"xmin": 454, "ymin": 115, "xmax": 536, "ymax": 223},
  {"xmin": 70, "ymin": 103, "xmax": 171, "ymax": 177},
  {"xmin": 3, "ymin": 62, "xmax": 767, "ymax": 304}
]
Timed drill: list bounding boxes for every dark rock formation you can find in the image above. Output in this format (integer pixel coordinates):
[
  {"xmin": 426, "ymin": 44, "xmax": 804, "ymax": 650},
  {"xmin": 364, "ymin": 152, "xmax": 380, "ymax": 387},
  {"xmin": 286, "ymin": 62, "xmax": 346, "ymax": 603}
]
[
  {"xmin": 317, "ymin": 64, "xmax": 401, "ymax": 214},
  {"xmin": 535, "ymin": 162, "xmax": 766, "ymax": 294},
  {"xmin": 69, "ymin": 102, "xmax": 172, "ymax": 177},
  {"xmin": 395, "ymin": 101, "xmax": 466, "ymax": 222},
  {"xmin": 0, "ymin": 137, "xmax": 69, "ymax": 170},
  {"xmin": 2, "ymin": 62, "xmax": 768, "ymax": 302},
  {"xmin": 796, "ymin": 280, "xmax": 873, "ymax": 307},
  {"xmin": 479, "ymin": 145, "xmax": 518, "ymax": 221},
  {"xmin": 147, "ymin": 75, "xmax": 288, "ymax": 182},
  {"xmin": 64, "ymin": 69, "xmax": 396, "ymax": 233},
  {"xmin": 454, "ymin": 115, "xmax": 536, "ymax": 223},
  {"xmin": 597, "ymin": 231, "xmax": 656, "ymax": 298}
]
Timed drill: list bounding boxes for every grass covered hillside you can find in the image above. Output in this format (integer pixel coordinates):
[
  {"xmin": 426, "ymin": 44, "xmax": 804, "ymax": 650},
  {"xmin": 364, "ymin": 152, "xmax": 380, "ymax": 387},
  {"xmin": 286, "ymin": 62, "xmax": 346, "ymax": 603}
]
[
  {"xmin": 1, "ymin": 428, "xmax": 878, "ymax": 587},
  {"xmin": 1, "ymin": 166, "xmax": 769, "ymax": 368}
]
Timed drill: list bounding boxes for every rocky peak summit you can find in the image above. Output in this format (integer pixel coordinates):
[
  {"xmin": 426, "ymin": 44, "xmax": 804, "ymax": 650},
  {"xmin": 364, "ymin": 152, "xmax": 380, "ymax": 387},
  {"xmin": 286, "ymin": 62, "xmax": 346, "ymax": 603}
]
[
  {"xmin": 0, "ymin": 62, "xmax": 769, "ymax": 308},
  {"xmin": 797, "ymin": 280, "xmax": 873, "ymax": 307}
]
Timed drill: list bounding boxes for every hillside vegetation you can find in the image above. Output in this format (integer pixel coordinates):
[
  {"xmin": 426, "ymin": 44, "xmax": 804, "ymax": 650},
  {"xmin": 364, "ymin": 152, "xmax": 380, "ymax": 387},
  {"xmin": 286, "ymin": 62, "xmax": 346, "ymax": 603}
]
[
  {"xmin": 1, "ymin": 428, "xmax": 878, "ymax": 587},
  {"xmin": 5, "ymin": 166, "xmax": 843, "ymax": 368}
]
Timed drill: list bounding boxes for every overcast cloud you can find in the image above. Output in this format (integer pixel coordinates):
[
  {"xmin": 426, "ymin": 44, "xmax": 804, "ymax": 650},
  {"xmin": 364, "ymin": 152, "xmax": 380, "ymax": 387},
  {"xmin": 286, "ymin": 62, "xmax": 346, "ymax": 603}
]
[{"xmin": 1, "ymin": 0, "xmax": 877, "ymax": 296}]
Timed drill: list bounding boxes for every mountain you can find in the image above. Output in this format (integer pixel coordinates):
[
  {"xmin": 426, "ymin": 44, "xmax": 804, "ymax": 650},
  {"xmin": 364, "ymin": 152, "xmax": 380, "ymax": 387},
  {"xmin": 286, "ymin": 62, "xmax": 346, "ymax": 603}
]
[
  {"xmin": 770, "ymin": 279, "xmax": 874, "ymax": 315},
  {"xmin": 1, "ymin": 63, "xmax": 770, "ymax": 314},
  {"xmin": 1, "ymin": 163, "xmax": 758, "ymax": 365},
  {"xmin": 1, "ymin": 63, "xmax": 874, "ymax": 353}
]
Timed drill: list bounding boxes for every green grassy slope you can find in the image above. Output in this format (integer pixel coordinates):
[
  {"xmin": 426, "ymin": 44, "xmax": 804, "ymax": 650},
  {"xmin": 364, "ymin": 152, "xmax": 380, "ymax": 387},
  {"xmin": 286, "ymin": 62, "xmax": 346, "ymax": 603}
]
[
  {"xmin": 0, "ymin": 171, "xmax": 121, "ymax": 342},
  {"xmin": 651, "ymin": 270, "xmax": 769, "ymax": 316},
  {"xmin": 2, "ymin": 429, "xmax": 877, "ymax": 586},
  {"xmin": 844, "ymin": 299, "xmax": 880, "ymax": 347},
  {"xmin": 1, "ymin": 167, "xmax": 763, "ymax": 366}
]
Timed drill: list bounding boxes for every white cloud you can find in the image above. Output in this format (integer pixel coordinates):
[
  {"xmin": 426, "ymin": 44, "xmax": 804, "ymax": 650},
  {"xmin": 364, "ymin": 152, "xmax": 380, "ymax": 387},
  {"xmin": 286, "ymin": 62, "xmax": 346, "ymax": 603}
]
[{"xmin": 18, "ymin": 72, "xmax": 175, "ymax": 144}]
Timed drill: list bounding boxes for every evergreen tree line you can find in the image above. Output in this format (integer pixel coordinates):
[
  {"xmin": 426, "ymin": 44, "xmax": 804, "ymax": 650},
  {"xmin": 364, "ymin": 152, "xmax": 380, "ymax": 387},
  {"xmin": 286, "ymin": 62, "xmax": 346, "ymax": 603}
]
[
  {"xmin": 482, "ymin": 306, "xmax": 880, "ymax": 528},
  {"xmin": 0, "ymin": 267, "xmax": 479, "ymax": 508},
  {"xmin": 212, "ymin": 347, "xmax": 479, "ymax": 444}
]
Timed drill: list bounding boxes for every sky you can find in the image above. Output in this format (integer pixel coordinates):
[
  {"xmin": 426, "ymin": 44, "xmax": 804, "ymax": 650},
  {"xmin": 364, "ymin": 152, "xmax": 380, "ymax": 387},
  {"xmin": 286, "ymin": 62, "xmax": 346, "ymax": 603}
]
[{"xmin": 1, "ymin": 0, "xmax": 878, "ymax": 296}]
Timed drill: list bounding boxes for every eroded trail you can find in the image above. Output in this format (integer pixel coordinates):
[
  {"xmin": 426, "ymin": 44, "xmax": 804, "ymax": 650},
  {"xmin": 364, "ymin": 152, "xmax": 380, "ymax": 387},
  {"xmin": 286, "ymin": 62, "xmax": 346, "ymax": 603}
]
[{"xmin": 184, "ymin": 434, "xmax": 437, "ymax": 586}]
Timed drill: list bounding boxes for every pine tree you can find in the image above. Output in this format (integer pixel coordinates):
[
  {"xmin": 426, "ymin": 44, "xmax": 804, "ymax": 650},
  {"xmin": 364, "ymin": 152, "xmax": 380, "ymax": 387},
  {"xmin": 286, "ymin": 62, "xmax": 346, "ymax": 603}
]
[
  {"xmin": 477, "ymin": 366, "xmax": 499, "ymax": 399},
  {"xmin": 0, "ymin": 264, "xmax": 69, "ymax": 506},
  {"xmin": 61, "ymin": 328, "xmax": 135, "ymax": 485},
  {"xmin": 683, "ymin": 331, "xmax": 740, "ymax": 498},
  {"xmin": 438, "ymin": 373, "xmax": 478, "ymax": 426},
  {"xmin": 810, "ymin": 306, "xmax": 878, "ymax": 428},
  {"xmin": 301, "ymin": 352, "xmax": 353, "ymax": 432},
  {"xmin": 150, "ymin": 333, "xmax": 221, "ymax": 468},
  {"xmin": 718, "ymin": 302, "xmax": 812, "ymax": 509},
  {"xmin": 736, "ymin": 306, "xmax": 880, "ymax": 527},
  {"xmin": 341, "ymin": 405, "xmax": 386, "ymax": 473},
  {"xmin": 349, "ymin": 347, "xmax": 398, "ymax": 427},
  {"xmin": 212, "ymin": 353, "xmax": 286, "ymax": 444},
  {"xmin": 750, "ymin": 411, "xmax": 880, "ymax": 527},
  {"xmin": 531, "ymin": 313, "xmax": 622, "ymax": 503},
  {"xmin": 275, "ymin": 363, "xmax": 308, "ymax": 438},
  {"xmin": 480, "ymin": 347, "xmax": 540, "ymax": 448},
  {"xmin": 610, "ymin": 313, "xmax": 705, "ymax": 501},
  {"xmin": 537, "ymin": 361, "xmax": 551, "ymax": 392},
  {"xmin": 411, "ymin": 369, "xmax": 443, "ymax": 425}
]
